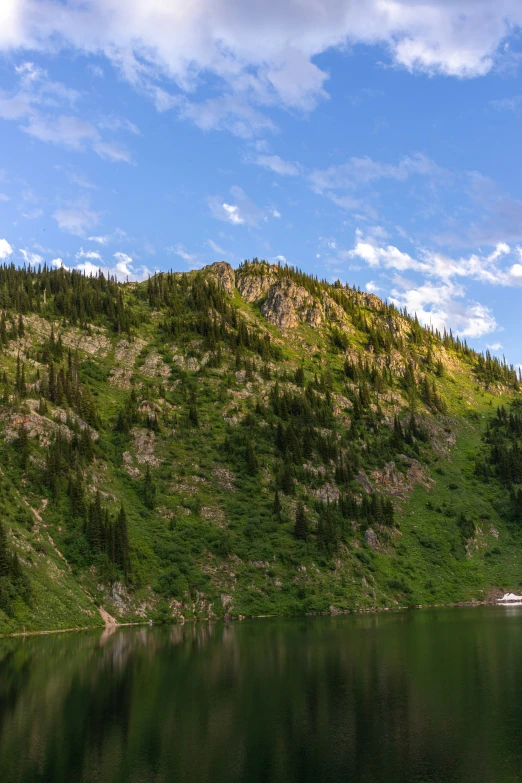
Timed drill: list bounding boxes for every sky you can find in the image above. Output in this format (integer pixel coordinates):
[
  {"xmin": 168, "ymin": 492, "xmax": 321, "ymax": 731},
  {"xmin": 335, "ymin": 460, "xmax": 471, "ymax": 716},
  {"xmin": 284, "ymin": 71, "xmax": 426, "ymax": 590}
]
[{"xmin": 1, "ymin": 1, "xmax": 522, "ymax": 365}]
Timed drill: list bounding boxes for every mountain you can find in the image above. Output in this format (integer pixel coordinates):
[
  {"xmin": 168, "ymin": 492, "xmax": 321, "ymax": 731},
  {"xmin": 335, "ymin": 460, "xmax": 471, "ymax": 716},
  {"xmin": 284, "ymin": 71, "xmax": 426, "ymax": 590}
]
[{"xmin": 0, "ymin": 259, "xmax": 521, "ymax": 634}]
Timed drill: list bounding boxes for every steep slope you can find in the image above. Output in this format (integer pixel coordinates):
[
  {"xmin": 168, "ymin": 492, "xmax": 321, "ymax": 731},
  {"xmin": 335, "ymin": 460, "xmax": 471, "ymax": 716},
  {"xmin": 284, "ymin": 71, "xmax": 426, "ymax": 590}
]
[{"xmin": 0, "ymin": 259, "xmax": 520, "ymax": 633}]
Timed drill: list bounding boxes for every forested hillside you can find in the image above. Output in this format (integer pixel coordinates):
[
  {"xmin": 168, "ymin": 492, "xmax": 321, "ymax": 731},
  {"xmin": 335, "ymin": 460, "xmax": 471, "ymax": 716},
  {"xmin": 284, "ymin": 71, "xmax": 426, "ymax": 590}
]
[{"xmin": 0, "ymin": 259, "xmax": 520, "ymax": 633}]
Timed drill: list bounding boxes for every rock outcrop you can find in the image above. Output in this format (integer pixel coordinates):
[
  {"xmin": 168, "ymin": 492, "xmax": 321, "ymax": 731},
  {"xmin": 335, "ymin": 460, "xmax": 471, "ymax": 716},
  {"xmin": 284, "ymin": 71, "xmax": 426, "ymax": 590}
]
[
  {"xmin": 205, "ymin": 262, "xmax": 235, "ymax": 294},
  {"xmin": 261, "ymin": 279, "xmax": 322, "ymax": 329},
  {"xmin": 236, "ymin": 271, "xmax": 277, "ymax": 303}
]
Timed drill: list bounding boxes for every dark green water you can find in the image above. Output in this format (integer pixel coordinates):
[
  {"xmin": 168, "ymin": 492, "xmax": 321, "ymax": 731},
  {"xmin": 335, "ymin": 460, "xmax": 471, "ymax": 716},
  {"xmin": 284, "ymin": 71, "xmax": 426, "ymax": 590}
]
[{"xmin": 1, "ymin": 608, "xmax": 522, "ymax": 783}]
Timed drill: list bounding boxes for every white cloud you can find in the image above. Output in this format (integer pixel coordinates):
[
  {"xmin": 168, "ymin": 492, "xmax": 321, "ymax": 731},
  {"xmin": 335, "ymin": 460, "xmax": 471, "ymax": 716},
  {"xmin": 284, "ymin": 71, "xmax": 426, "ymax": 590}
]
[
  {"xmin": 87, "ymin": 228, "xmax": 127, "ymax": 245},
  {"xmin": 339, "ymin": 229, "xmax": 522, "ymax": 338},
  {"xmin": 54, "ymin": 205, "xmax": 101, "ymax": 236},
  {"xmin": 2, "ymin": 2, "xmax": 521, "ymax": 135},
  {"xmin": 93, "ymin": 140, "xmax": 132, "ymax": 163},
  {"xmin": 222, "ymin": 203, "xmax": 244, "ymax": 225},
  {"xmin": 76, "ymin": 248, "xmax": 103, "ymax": 262},
  {"xmin": 490, "ymin": 95, "xmax": 522, "ymax": 112},
  {"xmin": 250, "ymin": 154, "xmax": 301, "ymax": 176},
  {"xmin": 97, "ymin": 115, "xmax": 140, "ymax": 135},
  {"xmin": 390, "ymin": 279, "xmax": 498, "ymax": 339},
  {"xmin": 206, "ymin": 239, "xmax": 227, "ymax": 256},
  {"xmin": 21, "ymin": 207, "xmax": 43, "ymax": 219},
  {"xmin": 75, "ymin": 260, "xmax": 104, "ymax": 277},
  {"xmin": 310, "ymin": 153, "xmax": 445, "ymax": 193},
  {"xmin": 0, "ymin": 193, "xmax": 10, "ymax": 201},
  {"xmin": 168, "ymin": 243, "xmax": 203, "ymax": 269},
  {"xmin": 177, "ymin": 94, "xmax": 275, "ymax": 138},
  {"xmin": 74, "ymin": 249, "xmax": 150, "ymax": 280},
  {"xmin": 21, "ymin": 114, "xmax": 131, "ymax": 161},
  {"xmin": 365, "ymin": 280, "xmax": 381, "ymax": 293},
  {"xmin": 19, "ymin": 248, "xmax": 42, "ymax": 265},
  {"xmin": 349, "ymin": 230, "xmax": 522, "ymax": 288},
  {"xmin": 0, "ymin": 62, "xmax": 132, "ymax": 161},
  {"xmin": 487, "ymin": 342, "xmax": 503, "ymax": 351},
  {"xmin": 57, "ymin": 166, "xmax": 97, "ymax": 189},
  {"xmin": 0, "ymin": 238, "xmax": 13, "ymax": 259},
  {"xmin": 51, "ymin": 257, "xmax": 68, "ymax": 269},
  {"xmin": 209, "ymin": 186, "xmax": 273, "ymax": 227}
]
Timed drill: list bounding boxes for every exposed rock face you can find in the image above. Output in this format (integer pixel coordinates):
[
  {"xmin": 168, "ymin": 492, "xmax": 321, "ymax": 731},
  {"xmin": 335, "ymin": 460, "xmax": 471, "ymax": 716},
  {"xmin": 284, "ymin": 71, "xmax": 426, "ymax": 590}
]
[
  {"xmin": 321, "ymin": 293, "xmax": 346, "ymax": 324},
  {"xmin": 109, "ymin": 338, "xmax": 146, "ymax": 389},
  {"xmin": 364, "ymin": 528, "xmax": 379, "ymax": 549},
  {"xmin": 205, "ymin": 262, "xmax": 235, "ymax": 294},
  {"xmin": 236, "ymin": 272, "xmax": 277, "ymax": 303},
  {"xmin": 356, "ymin": 471, "xmax": 374, "ymax": 494},
  {"xmin": 312, "ymin": 482, "xmax": 340, "ymax": 503},
  {"xmin": 261, "ymin": 279, "xmax": 322, "ymax": 329},
  {"xmin": 130, "ymin": 427, "xmax": 160, "ymax": 466},
  {"xmin": 370, "ymin": 457, "xmax": 434, "ymax": 498},
  {"xmin": 358, "ymin": 292, "xmax": 384, "ymax": 311}
]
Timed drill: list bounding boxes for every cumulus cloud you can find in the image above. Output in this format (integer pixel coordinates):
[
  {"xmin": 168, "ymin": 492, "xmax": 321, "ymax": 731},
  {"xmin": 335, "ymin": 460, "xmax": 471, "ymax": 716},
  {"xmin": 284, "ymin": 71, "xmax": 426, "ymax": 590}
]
[
  {"xmin": 51, "ymin": 257, "xmax": 67, "ymax": 269},
  {"xmin": 339, "ymin": 228, "xmax": 522, "ymax": 338},
  {"xmin": 76, "ymin": 248, "xmax": 103, "ymax": 262},
  {"xmin": 349, "ymin": 230, "xmax": 522, "ymax": 288},
  {"xmin": 75, "ymin": 249, "xmax": 150, "ymax": 280},
  {"xmin": 0, "ymin": 238, "xmax": 13, "ymax": 259},
  {"xmin": 389, "ymin": 279, "xmax": 498, "ymax": 338},
  {"xmin": 1, "ymin": 1, "xmax": 521, "ymax": 135}
]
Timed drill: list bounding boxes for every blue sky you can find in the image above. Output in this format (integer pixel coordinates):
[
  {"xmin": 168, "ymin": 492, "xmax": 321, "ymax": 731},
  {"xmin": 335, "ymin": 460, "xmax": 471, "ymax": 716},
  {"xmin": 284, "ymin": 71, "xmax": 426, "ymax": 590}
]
[{"xmin": 1, "ymin": 1, "xmax": 522, "ymax": 364}]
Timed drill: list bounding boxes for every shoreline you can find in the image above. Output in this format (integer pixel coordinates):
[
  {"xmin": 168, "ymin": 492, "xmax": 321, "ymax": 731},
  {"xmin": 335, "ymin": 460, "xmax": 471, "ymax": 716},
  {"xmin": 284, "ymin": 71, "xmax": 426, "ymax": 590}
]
[{"xmin": 2, "ymin": 596, "xmax": 519, "ymax": 639}]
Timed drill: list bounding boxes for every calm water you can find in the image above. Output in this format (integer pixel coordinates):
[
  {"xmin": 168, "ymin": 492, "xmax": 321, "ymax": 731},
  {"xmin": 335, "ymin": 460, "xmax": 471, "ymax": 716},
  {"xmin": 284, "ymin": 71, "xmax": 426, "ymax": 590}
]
[{"xmin": 1, "ymin": 608, "xmax": 522, "ymax": 783}]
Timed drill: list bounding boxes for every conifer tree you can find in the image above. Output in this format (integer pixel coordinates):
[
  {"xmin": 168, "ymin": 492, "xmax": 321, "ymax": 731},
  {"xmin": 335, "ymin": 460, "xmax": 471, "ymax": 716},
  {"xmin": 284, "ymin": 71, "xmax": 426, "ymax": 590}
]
[{"xmin": 294, "ymin": 501, "xmax": 309, "ymax": 541}]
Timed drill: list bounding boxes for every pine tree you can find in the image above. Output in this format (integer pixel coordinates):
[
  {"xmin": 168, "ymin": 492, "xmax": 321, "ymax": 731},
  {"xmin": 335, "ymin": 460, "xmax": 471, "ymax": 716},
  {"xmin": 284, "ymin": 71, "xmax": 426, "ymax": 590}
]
[
  {"xmin": 246, "ymin": 440, "xmax": 258, "ymax": 475},
  {"xmin": 143, "ymin": 466, "xmax": 156, "ymax": 509},
  {"xmin": 0, "ymin": 519, "xmax": 9, "ymax": 578},
  {"xmin": 114, "ymin": 505, "xmax": 131, "ymax": 575},
  {"xmin": 17, "ymin": 424, "xmax": 29, "ymax": 471},
  {"xmin": 294, "ymin": 501, "xmax": 309, "ymax": 541},
  {"xmin": 272, "ymin": 490, "xmax": 282, "ymax": 519}
]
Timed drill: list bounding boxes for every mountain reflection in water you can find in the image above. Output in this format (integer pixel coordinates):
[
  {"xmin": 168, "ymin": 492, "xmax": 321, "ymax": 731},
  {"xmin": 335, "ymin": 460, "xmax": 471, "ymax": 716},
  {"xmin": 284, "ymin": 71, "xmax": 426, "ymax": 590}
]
[{"xmin": 1, "ymin": 608, "xmax": 522, "ymax": 783}]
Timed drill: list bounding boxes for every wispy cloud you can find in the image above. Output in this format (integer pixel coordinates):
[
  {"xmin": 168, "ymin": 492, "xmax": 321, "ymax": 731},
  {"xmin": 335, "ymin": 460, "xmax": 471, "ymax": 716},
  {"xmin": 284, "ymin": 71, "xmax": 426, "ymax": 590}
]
[
  {"xmin": 167, "ymin": 243, "xmax": 204, "ymax": 269},
  {"xmin": 249, "ymin": 153, "xmax": 301, "ymax": 176},
  {"xmin": 0, "ymin": 62, "xmax": 133, "ymax": 162},
  {"xmin": 53, "ymin": 203, "xmax": 102, "ymax": 236}
]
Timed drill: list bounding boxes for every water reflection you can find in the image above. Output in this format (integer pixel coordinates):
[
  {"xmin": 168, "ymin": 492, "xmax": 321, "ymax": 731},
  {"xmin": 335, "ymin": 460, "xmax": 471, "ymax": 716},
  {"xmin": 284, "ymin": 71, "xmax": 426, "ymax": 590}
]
[{"xmin": 1, "ymin": 608, "xmax": 522, "ymax": 783}]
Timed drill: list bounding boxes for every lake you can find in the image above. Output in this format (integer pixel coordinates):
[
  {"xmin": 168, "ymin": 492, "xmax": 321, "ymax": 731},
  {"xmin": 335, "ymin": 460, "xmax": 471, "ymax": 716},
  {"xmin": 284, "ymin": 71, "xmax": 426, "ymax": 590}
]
[{"xmin": 1, "ymin": 607, "xmax": 522, "ymax": 783}]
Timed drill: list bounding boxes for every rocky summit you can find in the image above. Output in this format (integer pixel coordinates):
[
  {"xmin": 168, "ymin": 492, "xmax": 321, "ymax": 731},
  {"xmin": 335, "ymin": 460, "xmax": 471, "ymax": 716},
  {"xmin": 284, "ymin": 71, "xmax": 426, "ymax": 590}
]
[{"xmin": 0, "ymin": 259, "xmax": 521, "ymax": 633}]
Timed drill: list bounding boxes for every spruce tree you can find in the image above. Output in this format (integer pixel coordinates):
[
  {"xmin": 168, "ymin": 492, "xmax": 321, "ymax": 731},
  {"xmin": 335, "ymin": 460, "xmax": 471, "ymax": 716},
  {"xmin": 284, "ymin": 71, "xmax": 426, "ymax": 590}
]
[{"xmin": 294, "ymin": 501, "xmax": 309, "ymax": 541}]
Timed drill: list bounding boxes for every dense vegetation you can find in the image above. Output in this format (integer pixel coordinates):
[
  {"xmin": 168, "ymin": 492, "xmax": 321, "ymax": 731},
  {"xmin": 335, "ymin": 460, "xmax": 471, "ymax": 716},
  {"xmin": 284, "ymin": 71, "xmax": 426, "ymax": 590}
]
[{"xmin": 0, "ymin": 259, "xmax": 520, "ymax": 633}]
